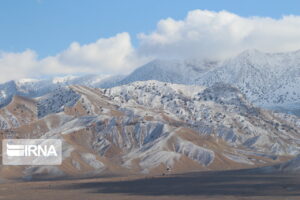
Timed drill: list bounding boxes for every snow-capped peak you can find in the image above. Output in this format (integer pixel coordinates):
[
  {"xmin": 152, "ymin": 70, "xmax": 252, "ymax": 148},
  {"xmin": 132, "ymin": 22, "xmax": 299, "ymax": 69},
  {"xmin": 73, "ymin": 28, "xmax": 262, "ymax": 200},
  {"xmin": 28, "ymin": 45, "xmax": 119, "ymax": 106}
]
[
  {"xmin": 16, "ymin": 78, "xmax": 40, "ymax": 85},
  {"xmin": 52, "ymin": 75, "xmax": 78, "ymax": 84}
]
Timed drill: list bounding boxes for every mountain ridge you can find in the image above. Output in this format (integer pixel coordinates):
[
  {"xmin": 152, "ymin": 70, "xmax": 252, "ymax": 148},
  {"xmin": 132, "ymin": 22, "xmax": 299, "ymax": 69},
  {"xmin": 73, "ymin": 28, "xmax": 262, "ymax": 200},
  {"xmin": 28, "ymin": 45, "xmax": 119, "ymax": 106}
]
[
  {"xmin": 1, "ymin": 49, "xmax": 299, "ymax": 116},
  {"xmin": 1, "ymin": 81, "xmax": 299, "ymax": 180}
]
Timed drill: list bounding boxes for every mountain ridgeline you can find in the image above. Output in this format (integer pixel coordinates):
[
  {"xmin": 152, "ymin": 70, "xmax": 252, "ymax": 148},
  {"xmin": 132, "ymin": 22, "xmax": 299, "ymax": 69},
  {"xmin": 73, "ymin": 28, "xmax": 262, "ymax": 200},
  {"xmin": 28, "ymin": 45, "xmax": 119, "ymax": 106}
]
[
  {"xmin": 1, "ymin": 49, "xmax": 300, "ymax": 115},
  {"xmin": 0, "ymin": 49, "xmax": 300, "ymax": 180}
]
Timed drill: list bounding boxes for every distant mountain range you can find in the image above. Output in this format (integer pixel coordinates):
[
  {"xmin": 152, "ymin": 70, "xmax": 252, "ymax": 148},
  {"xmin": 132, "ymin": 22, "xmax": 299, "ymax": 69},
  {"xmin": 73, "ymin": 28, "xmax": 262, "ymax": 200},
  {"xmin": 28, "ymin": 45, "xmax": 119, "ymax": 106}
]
[
  {"xmin": 0, "ymin": 74, "xmax": 124, "ymax": 108},
  {"xmin": 120, "ymin": 49, "xmax": 300, "ymax": 115},
  {"xmin": 1, "ymin": 49, "xmax": 299, "ymax": 115}
]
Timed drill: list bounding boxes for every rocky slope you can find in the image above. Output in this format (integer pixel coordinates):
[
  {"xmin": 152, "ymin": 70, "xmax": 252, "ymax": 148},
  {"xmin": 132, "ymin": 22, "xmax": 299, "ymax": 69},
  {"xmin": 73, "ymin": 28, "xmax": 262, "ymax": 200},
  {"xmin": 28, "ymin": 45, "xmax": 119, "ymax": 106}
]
[
  {"xmin": 197, "ymin": 49, "xmax": 300, "ymax": 106},
  {"xmin": 0, "ymin": 81, "xmax": 299, "ymax": 181}
]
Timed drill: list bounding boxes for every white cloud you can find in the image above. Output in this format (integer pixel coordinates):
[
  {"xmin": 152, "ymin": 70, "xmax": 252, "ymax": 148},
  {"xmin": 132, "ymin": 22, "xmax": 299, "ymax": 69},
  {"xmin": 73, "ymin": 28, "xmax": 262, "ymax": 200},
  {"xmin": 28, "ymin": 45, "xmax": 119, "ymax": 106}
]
[
  {"xmin": 0, "ymin": 33, "xmax": 149, "ymax": 83},
  {"xmin": 40, "ymin": 33, "xmax": 149, "ymax": 74},
  {"xmin": 1, "ymin": 10, "xmax": 300, "ymax": 83},
  {"xmin": 47, "ymin": 32, "xmax": 146, "ymax": 75},
  {"xmin": 138, "ymin": 10, "xmax": 300, "ymax": 60},
  {"xmin": 0, "ymin": 50, "xmax": 39, "ymax": 82}
]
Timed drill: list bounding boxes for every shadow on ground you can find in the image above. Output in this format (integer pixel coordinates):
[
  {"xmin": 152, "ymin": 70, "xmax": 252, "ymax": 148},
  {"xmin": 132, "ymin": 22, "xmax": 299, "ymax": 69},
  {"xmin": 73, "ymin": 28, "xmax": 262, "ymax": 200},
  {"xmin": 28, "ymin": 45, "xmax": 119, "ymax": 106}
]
[{"xmin": 52, "ymin": 170, "xmax": 300, "ymax": 197}]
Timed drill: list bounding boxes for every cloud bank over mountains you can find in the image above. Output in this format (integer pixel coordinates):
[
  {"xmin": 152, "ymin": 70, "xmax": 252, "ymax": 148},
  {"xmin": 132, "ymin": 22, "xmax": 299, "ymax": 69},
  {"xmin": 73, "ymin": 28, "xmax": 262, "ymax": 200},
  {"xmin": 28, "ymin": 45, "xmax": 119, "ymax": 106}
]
[
  {"xmin": 138, "ymin": 10, "xmax": 300, "ymax": 59},
  {"xmin": 0, "ymin": 33, "xmax": 144, "ymax": 82},
  {"xmin": 1, "ymin": 9, "xmax": 300, "ymax": 82}
]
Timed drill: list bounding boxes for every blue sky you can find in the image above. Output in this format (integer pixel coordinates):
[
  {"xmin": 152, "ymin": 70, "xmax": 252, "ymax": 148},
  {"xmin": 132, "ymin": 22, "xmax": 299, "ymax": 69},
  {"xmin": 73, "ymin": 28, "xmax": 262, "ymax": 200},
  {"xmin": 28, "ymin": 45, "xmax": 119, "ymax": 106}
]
[
  {"xmin": 1, "ymin": 0, "xmax": 300, "ymax": 82},
  {"xmin": 1, "ymin": 0, "xmax": 300, "ymax": 58}
]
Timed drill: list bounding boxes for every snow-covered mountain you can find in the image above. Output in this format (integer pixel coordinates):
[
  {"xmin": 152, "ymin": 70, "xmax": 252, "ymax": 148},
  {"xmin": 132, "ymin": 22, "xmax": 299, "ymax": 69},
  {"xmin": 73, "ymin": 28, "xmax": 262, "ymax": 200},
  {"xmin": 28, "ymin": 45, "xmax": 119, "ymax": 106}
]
[
  {"xmin": 0, "ymin": 49, "xmax": 300, "ymax": 181},
  {"xmin": 1, "ymin": 49, "xmax": 299, "ymax": 115},
  {"xmin": 0, "ymin": 74, "xmax": 124, "ymax": 109},
  {"xmin": 197, "ymin": 49, "xmax": 300, "ymax": 105},
  {"xmin": 117, "ymin": 49, "xmax": 300, "ymax": 115},
  {"xmin": 1, "ymin": 81, "xmax": 300, "ymax": 180},
  {"xmin": 119, "ymin": 59, "xmax": 220, "ymax": 85}
]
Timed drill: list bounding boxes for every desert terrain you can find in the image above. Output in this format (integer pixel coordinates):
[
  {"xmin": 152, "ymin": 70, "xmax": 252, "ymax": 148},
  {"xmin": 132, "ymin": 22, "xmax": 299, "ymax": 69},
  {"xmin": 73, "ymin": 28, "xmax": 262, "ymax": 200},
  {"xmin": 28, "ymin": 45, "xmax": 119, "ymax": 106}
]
[{"xmin": 1, "ymin": 170, "xmax": 300, "ymax": 200}]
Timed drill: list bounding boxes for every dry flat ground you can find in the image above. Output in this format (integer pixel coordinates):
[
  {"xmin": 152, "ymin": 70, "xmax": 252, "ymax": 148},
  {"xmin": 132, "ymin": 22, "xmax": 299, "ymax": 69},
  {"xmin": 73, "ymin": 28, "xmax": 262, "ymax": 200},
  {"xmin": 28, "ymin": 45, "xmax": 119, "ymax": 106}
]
[{"xmin": 1, "ymin": 170, "xmax": 300, "ymax": 200}]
